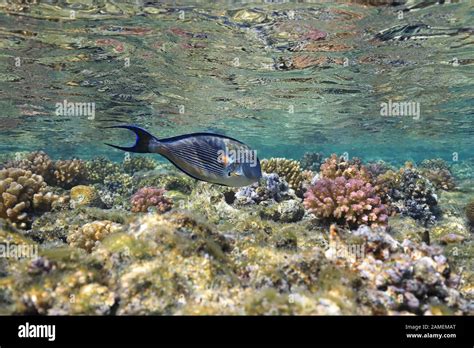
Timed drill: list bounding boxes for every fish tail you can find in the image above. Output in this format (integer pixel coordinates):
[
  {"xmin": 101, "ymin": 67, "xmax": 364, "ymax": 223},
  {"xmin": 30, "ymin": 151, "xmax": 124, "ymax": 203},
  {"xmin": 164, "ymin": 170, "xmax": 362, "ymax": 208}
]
[{"xmin": 104, "ymin": 125, "xmax": 159, "ymax": 153}]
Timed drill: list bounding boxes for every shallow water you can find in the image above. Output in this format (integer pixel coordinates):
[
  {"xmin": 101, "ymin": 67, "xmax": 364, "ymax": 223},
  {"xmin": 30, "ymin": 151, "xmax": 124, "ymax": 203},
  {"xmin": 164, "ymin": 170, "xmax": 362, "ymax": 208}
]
[
  {"xmin": 0, "ymin": 1, "xmax": 473, "ymax": 318},
  {"xmin": 0, "ymin": 1, "xmax": 472, "ymax": 164}
]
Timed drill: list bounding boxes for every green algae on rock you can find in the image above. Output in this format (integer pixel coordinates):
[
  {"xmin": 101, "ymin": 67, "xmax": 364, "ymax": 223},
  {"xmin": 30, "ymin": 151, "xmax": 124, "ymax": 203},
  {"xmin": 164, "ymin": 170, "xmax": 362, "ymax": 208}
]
[{"xmin": 0, "ymin": 151, "xmax": 472, "ymax": 316}]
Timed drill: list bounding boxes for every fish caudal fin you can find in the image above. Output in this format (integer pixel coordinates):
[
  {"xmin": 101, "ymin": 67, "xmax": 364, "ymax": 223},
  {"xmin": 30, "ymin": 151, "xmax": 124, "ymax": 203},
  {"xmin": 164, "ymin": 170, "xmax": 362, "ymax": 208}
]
[{"xmin": 104, "ymin": 125, "xmax": 158, "ymax": 153}]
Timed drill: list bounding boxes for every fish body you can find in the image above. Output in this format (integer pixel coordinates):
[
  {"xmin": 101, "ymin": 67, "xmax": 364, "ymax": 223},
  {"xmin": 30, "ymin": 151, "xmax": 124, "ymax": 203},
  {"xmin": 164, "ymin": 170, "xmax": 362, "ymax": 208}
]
[{"xmin": 106, "ymin": 125, "xmax": 262, "ymax": 187}]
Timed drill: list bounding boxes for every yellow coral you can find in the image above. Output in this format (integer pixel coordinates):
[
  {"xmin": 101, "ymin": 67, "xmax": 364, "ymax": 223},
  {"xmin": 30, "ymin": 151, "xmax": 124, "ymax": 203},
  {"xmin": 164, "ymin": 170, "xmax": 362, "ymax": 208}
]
[
  {"xmin": 70, "ymin": 185, "xmax": 99, "ymax": 208},
  {"xmin": 0, "ymin": 168, "xmax": 53, "ymax": 228},
  {"xmin": 5, "ymin": 151, "xmax": 54, "ymax": 183},
  {"xmin": 32, "ymin": 191, "xmax": 64, "ymax": 212},
  {"xmin": 261, "ymin": 158, "xmax": 303, "ymax": 192},
  {"xmin": 67, "ymin": 220, "xmax": 123, "ymax": 252},
  {"xmin": 53, "ymin": 159, "xmax": 85, "ymax": 188}
]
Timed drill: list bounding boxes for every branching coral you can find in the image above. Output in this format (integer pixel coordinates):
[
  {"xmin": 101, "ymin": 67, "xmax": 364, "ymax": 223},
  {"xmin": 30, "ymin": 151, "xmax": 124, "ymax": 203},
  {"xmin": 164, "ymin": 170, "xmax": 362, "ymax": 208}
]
[
  {"xmin": 418, "ymin": 158, "xmax": 455, "ymax": 190},
  {"xmin": 5, "ymin": 151, "xmax": 87, "ymax": 189},
  {"xmin": 5, "ymin": 151, "xmax": 55, "ymax": 183},
  {"xmin": 103, "ymin": 173, "xmax": 135, "ymax": 196},
  {"xmin": 85, "ymin": 157, "xmax": 122, "ymax": 184},
  {"xmin": 320, "ymin": 154, "xmax": 372, "ymax": 181},
  {"xmin": 67, "ymin": 220, "xmax": 123, "ymax": 252},
  {"xmin": 304, "ymin": 177, "xmax": 388, "ymax": 228},
  {"xmin": 122, "ymin": 155, "xmax": 157, "ymax": 175},
  {"xmin": 300, "ymin": 152, "xmax": 324, "ymax": 171},
  {"xmin": 0, "ymin": 168, "xmax": 61, "ymax": 228},
  {"xmin": 130, "ymin": 187, "xmax": 173, "ymax": 213},
  {"xmin": 53, "ymin": 159, "xmax": 86, "ymax": 189},
  {"xmin": 365, "ymin": 160, "xmax": 393, "ymax": 178},
  {"xmin": 420, "ymin": 169, "xmax": 455, "ymax": 191},
  {"xmin": 32, "ymin": 190, "xmax": 66, "ymax": 213},
  {"xmin": 375, "ymin": 166, "xmax": 439, "ymax": 225},
  {"xmin": 260, "ymin": 158, "xmax": 304, "ymax": 194}
]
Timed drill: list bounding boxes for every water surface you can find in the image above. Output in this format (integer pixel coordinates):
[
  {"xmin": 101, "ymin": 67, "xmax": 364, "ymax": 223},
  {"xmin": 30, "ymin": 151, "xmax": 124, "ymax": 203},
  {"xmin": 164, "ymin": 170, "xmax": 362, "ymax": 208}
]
[{"xmin": 0, "ymin": 1, "xmax": 472, "ymax": 165}]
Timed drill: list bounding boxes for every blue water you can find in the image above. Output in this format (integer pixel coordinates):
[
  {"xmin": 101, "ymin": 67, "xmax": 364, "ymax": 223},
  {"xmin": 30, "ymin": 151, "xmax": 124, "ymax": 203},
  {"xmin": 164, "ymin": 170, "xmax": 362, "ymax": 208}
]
[{"xmin": 0, "ymin": 1, "xmax": 472, "ymax": 166}]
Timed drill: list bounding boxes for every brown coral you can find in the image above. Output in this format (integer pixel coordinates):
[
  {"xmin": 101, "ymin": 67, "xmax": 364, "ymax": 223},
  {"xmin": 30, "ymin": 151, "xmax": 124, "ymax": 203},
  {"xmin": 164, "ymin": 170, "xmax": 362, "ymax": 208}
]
[
  {"xmin": 260, "ymin": 158, "xmax": 304, "ymax": 194},
  {"xmin": 5, "ymin": 151, "xmax": 54, "ymax": 183},
  {"xmin": 130, "ymin": 187, "xmax": 173, "ymax": 213},
  {"xmin": 320, "ymin": 154, "xmax": 372, "ymax": 181},
  {"xmin": 466, "ymin": 200, "xmax": 474, "ymax": 226},
  {"xmin": 32, "ymin": 191, "xmax": 65, "ymax": 212},
  {"xmin": 0, "ymin": 168, "xmax": 46, "ymax": 228},
  {"xmin": 419, "ymin": 168, "xmax": 456, "ymax": 191},
  {"xmin": 67, "ymin": 220, "xmax": 123, "ymax": 252},
  {"xmin": 4, "ymin": 152, "xmax": 87, "ymax": 189},
  {"xmin": 53, "ymin": 159, "xmax": 86, "ymax": 188}
]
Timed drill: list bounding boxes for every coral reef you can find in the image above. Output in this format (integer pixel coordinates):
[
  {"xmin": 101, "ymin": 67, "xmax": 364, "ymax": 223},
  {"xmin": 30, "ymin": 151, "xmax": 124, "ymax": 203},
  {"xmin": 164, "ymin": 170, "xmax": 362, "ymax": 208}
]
[
  {"xmin": 122, "ymin": 155, "xmax": 157, "ymax": 175},
  {"xmin": 130, "ymin": 187, "xmax": 173, "ymax": 213},
  {"xmin": 420, "ymin": 169, "xmax": 456, "ymax": 191},
  {"xmin": 70, "ymin": 185, "xmax": 102, "ymax": 208},
  {"xmin": 5, "ymin": 151, "xmax": 87, "ymax": 189},
  {"xmin": 103, "ymin": 173, "xmax": 134, "ymax": 196},
  {"xmin": 32, "ymin": 190, "xmax": 67, "ymax": 213},
  {"xmin": 376, "ymin": 166, "xmax": 439, "ymax": 225},
  {"xmin": 0, "ymin": 168, "xmax": 59, "ymax": 228},
  {"xmin": 259, "ymin": 199, "xmax": 305, "ymax": 223},
  {"xmin": 84, "ymin": 157, "xmax": 121, "ymax": 184},
  {"xmin": 418, "ymin": 158, "xmax": 455, "ymax": 190},
  {"xmin": 28, "ymin": 207, "xmax": 131, "ymax": 243},
  {"xmin": 300, "ymin": 152, "xmax": 324, "ymax": 172},
  {"xmin": 466, "ymin": 200, "xmax": 474, "ymax": 226},
  {"xmin": 96, "ymin": 173, "xmax": 136, "ymax": 209},
  {"xmin": 419, "ymin": 158, "xmax": 451, "ymax": 172},
  {"xmin": 365, "ymin": 160, "xmax": 393, "ymax": 178},
  {"xmin": 135, "ymin": 173, "xmax": 195, "ymax": 194},
  {"xmin": 53, "ymin": 159, "xmax": 86, "ymax": 189},
  {"xmin": 4, "ymin": 151, "xmax": 54, "ymax": 183},
  {"xmin": 234, "ymin": 173, "xmax": 297, "ymax": 206},
  {"xmin": 304, "ymin": 177, "xmax": 388, "ymax": 228},
  {"xmin": 350, "ymin": 227, "xmax": 469, "ymax": 315},
  {"xmin": 67, "ymin": 220, "xmax": 123, "ymax": 252},
  {"xmin": 320, "ymin": 154, "xmax": 372, "ymax": 181},
  {"xmin": 0, "ymin": 153, "xmax": 472, "ymax": 316},
  {"xmin": 260, "ymin": 158, "xmax": 304, "ymax": 195}
]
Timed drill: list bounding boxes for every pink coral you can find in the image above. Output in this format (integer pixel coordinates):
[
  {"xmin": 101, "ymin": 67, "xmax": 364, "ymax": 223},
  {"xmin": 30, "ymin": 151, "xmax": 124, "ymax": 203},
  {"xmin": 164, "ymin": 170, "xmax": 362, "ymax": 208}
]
[
  {"xmin": 304, "ymin": 177, "xmax": 388, "ymax": 228},
  {"xmin": 130, "ymin": 187, "xmax": 173, "ymax": 213},
  {"xmin": 320, "ymin": 154, "xmax": 372, "ymax": 181}
]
